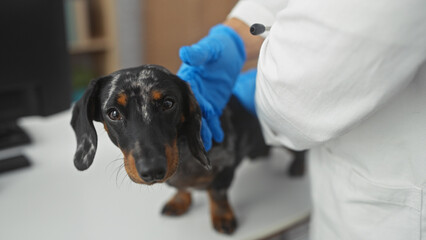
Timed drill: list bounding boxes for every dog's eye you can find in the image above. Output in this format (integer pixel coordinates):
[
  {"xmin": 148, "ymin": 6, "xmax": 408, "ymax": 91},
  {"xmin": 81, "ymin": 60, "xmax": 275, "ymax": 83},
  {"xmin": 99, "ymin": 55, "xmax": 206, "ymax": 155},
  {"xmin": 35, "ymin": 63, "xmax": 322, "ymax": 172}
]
[
  {"xmin": 107, "ymin": 108, "xmax": 122, "ymax": 121},
  {"xmin": 162, "ymin": 98, "xmax": 175, "ymax": 111}
]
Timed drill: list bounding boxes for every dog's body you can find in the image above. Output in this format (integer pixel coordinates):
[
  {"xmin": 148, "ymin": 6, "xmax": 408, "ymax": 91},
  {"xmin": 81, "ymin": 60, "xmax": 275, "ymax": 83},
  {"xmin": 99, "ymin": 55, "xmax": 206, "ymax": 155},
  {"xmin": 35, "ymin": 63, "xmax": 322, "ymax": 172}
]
[{"xmin": 71, "ymin": 65, "xmax": 305, "ymax": 234}]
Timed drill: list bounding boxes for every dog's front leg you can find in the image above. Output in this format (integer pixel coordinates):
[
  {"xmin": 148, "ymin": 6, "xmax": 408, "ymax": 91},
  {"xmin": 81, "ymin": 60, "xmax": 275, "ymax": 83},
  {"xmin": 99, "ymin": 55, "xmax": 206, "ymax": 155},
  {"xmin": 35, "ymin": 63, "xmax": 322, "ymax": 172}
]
[
  {"xmin": 161, "ymin": 189, "xmax": 192, "ymax": 216},
  {"xmin": 207, "ymin": 188, "xmax": 237, "ymax": 234}
]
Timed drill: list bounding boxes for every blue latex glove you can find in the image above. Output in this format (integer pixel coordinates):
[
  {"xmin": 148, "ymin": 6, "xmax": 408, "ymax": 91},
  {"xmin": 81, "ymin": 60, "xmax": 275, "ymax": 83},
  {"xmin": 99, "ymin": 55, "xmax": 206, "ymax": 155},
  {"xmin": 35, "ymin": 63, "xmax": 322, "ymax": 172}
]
[
  {"xmin": 232, "ymin": 69, "xmax": 257, "ymax": 115},
  {"xmin": 177, "ymin": 24, "xmax": 246, "ymax": 151}
]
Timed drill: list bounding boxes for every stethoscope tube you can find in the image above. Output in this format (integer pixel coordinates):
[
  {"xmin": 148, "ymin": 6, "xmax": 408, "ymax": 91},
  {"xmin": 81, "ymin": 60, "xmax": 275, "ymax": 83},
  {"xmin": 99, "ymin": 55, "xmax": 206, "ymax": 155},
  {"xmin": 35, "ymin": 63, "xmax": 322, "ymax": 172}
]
[{"xmin": 250, "ymin": 23, "xmax": 271, "ymax": 35}]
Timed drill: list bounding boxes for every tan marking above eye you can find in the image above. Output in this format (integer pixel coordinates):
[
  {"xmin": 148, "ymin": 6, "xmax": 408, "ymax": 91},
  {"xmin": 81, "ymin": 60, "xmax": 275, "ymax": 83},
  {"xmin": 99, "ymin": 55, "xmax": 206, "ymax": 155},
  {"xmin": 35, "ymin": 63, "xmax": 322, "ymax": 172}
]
[
  {"xmin": 117, "ymin": 93, "xmax": 128, "ymax": 106},
  {"xmin": 152, "ymin": 90, "xmax": 162, "ymax": 100}
]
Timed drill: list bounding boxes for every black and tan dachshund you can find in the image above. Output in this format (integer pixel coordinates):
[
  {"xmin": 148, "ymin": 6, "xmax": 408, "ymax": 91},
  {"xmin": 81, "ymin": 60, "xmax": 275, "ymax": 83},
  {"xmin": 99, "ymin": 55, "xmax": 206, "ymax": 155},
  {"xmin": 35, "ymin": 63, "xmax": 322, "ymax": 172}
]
[{"xmin": 71, "ymin": 64, "xmax": 305, "ymax": 234}]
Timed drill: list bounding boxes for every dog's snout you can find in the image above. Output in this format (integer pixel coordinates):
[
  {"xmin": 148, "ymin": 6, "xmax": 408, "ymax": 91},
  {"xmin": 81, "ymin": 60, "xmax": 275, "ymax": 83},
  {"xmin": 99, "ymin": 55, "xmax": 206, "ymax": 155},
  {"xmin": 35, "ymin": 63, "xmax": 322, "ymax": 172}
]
[
  {"xmin": 135, "ymin": 156, "xmax": 167, "ymax": 183},
  {"xmin": 139, "ymin": 167, "xmax": 166, "ymax": 183}
]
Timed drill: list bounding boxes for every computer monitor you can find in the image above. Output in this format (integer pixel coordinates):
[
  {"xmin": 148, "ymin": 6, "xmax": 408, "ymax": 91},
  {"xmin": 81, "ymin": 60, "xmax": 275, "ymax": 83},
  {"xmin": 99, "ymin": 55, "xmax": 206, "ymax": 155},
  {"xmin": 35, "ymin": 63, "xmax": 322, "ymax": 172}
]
[{"xmin": 0, "ymin": 0, "xmax": 71, "ymax": 172}]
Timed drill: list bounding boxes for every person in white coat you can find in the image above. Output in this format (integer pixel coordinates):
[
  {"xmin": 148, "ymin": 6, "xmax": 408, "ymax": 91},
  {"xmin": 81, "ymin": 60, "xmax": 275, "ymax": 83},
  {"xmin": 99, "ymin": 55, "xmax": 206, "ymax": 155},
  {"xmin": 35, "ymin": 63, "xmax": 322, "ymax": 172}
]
[{"xmin": 177, "ymin": 0, "xmax": 426, "ymax": 239}]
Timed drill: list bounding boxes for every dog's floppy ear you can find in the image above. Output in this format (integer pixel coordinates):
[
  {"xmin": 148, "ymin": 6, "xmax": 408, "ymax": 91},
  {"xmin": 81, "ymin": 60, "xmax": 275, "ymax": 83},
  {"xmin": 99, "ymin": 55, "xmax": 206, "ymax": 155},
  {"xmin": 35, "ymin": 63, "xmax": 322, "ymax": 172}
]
[
  {"xmin": 70, "ymin": 76, "xmax": 108, "ymax": 171},
  {"xmin": 178, "ymin": 79, "xmax": 211, "ymax": 170}
]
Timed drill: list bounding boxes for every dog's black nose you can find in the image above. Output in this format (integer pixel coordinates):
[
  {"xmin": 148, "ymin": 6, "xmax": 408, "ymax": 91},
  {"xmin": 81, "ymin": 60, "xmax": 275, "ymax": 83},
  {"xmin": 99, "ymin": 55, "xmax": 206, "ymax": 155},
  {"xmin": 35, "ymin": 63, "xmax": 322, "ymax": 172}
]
[{"xmin": 139, "ymin": 168, "xmax": 166, "ymax": 183}]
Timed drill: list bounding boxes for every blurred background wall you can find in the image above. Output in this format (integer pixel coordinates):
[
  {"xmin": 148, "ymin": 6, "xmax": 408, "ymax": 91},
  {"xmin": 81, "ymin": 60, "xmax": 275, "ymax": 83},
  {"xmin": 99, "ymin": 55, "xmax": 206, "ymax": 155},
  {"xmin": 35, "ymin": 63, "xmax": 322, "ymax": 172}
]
[
  {"xmin": 66, "ymin": 0, "xmax": 239, "ymax": 101},
  {"xmin": 116, "ymin": 0, "xmax": 143, "ymax": 69},
  {"xmin": 142, "ymin": 0, "xmax": 238, "ymax": 72}
]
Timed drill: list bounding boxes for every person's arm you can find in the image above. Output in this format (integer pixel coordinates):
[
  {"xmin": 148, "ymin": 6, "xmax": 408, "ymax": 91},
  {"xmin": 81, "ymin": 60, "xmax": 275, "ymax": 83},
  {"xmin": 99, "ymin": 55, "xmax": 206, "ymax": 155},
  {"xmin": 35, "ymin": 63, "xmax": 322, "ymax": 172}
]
[{"xmin": 254, "ymin": 0, "xmax": 426, "ymax": 150}]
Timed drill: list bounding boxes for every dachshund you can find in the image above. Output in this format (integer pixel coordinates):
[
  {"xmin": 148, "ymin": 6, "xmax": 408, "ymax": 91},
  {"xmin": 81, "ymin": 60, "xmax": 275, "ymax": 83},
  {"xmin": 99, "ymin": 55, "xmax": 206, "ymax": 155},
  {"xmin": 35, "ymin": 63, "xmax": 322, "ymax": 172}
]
[{"xmin": 70, "ymin": 64, "xmax": 305, "ymax": 234}]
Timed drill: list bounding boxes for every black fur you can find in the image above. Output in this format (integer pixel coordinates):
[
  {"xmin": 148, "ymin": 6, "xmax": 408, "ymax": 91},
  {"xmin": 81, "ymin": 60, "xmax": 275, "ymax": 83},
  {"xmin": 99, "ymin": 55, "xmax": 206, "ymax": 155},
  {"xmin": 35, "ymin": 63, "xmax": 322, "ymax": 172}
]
[{"xmin": 71, "ymin": 76, "xmax": 109, "ymax": 170}]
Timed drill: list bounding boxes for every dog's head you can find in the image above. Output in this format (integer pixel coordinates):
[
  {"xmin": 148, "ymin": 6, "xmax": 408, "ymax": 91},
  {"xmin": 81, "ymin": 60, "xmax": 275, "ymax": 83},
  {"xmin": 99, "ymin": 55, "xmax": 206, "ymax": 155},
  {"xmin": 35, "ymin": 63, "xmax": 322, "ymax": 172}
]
[{"xmin": 71, "ymin": 65, "xmax": 210, "ymax": 184}]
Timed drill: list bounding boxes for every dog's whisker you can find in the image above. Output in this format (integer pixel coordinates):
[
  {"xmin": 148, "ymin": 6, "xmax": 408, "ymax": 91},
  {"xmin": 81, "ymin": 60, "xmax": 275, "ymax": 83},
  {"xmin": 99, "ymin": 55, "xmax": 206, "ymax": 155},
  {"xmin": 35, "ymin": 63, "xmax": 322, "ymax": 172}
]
[
  {"xmin": 119, "ymin": 169, "xmax": 128, "ymax": 188},
  {"xmin": 106, "ymin": 154, "xmax": 124, "ymax": 174},
  {"xmin": 110, "ymin": 161, "xmax": 123, "ymax": 175},
  {"xmin": 105, "ymin": 157, "xmax": 124, "ymax": 173},
  {"xmin": 115, "ymin": 163, "xmax": 125, "ymax": 188},
  {"xmin": 109, "ymin": 164, "xmax": 120, "ymax": 183},
  {"xmin": 145, "ymin": 184, "xmax": 153, "ymax": 193}
]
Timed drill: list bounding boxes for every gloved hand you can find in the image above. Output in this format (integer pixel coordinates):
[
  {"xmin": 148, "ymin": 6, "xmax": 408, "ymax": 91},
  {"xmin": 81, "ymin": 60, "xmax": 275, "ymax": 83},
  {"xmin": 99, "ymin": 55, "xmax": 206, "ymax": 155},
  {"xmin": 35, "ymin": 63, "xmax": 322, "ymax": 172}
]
[
  {"xmin": 177, "ymin": 24, "xmax": 246, "ymax": 151},
  {"xmin": 232, "ymin": 68, "xmax": 257, "ymax": 115}
]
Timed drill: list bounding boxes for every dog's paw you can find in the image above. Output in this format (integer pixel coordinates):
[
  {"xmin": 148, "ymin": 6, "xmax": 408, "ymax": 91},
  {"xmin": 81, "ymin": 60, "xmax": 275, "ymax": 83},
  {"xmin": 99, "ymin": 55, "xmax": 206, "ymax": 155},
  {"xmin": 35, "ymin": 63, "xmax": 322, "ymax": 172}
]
[
  {"xmin": 161, "ymin": 202, "xmax": 190, "ymax": 216},
  {"xmin": 288, "ymin": 163, "xmax": 305, "ymax": 177},
  {"xmin": 212, "ymin": 214, "xmax": 237, "ymax": 235},
  {"xmin": 161, "ymin": 191, "xmax": 192, "ymax": 216},
  {"xmin": 287, "ymin": 160, "xmax": 305, "ymax": 177},
  {"xmin": 287, "ymin": 151, "xmax": 306, "ymax": 177}
]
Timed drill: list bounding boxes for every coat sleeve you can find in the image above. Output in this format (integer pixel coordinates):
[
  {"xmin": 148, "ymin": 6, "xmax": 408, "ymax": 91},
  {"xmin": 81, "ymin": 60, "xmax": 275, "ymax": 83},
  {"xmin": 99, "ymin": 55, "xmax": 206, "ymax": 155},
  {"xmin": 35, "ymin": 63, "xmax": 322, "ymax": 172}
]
[{"xmin": 254, "ymin": 0, "xmax": 426, "ymax": 150}]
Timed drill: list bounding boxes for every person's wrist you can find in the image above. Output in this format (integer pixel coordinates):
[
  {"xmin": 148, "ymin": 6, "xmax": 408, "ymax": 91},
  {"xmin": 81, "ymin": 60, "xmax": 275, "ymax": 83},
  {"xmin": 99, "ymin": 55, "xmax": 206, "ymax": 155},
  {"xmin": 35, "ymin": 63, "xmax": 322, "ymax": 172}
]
[{"xmin": 223, "ymin": 18, "xmax": 264, "ymax": 61}]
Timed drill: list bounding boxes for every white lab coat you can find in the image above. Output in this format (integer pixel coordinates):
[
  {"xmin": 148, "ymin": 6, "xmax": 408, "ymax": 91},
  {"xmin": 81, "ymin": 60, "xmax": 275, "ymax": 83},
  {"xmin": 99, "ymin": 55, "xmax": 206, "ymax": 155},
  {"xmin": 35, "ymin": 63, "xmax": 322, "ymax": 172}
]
[{"xmin": 229, "ymin": 0, "xmax": 426, "ymax": 239}]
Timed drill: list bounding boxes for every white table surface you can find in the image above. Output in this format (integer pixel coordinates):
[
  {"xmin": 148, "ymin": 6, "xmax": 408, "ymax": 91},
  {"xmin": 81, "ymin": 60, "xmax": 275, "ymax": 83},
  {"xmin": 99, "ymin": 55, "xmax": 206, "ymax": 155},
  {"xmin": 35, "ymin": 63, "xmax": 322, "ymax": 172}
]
[{"xmin": 0, "ymin": 110, "xmax": 311, "ymax": 240}]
